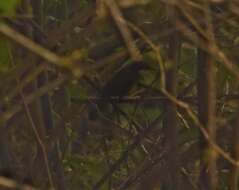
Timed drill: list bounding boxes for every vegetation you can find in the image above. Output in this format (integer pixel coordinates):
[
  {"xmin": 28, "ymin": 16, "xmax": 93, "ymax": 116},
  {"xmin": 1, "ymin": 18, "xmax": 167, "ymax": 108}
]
[{"xmin": 0, "ymin": 0, "xmax": 238, "ymax": 190}]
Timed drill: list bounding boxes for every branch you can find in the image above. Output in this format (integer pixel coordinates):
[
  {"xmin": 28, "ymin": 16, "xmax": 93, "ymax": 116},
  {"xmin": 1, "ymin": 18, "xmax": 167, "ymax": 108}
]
[
  {"xmin": 0, "ymin": 23, "xmax": 82, "ymax": 77},
  {"xmin": 0, "ymin": 176, "xmax": 38, "ymax": 190},
  {"xmin": 0, "ymin": 76, "xmax": 65, "ymax": 124},
  {"xmin": 103, "ymin": 0, "xmax": 142, "ymax": 61},
  {"xmin": 92, "ymin": 113, "xmax": 164, "ymax": 190}
]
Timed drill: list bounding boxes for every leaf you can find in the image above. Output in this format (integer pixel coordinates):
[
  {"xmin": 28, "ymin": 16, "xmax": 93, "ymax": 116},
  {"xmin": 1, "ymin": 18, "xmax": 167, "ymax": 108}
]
[{"xmin": 0, "ymin": 0, "xmax": 20, "ymax": 16}]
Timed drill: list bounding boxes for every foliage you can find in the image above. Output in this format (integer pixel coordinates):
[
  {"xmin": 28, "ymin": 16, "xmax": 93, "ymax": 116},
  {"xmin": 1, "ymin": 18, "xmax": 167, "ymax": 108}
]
[
  {"xmin": 0, "ymin": 1, "xmax": 239, "ymax": 190},
  {"xmin": 0, "ymin": 0, "xmax": 19, "ymax": 16}
]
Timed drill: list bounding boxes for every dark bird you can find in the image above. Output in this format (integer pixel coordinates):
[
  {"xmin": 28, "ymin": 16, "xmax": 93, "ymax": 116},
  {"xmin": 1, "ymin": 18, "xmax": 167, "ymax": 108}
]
[
  {"xmin": 102, "ymin": 61, "xmax": 147, "ymax": 97},
  {"xmin": 89, "ymin": 61, "xmax": 147, "ymax": 120}
]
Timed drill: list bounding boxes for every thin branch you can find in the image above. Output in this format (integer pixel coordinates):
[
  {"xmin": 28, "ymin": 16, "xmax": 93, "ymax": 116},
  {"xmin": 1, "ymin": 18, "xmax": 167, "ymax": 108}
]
[
  {"xmin": 125, "ymin": 20, "xmax": 239, "ymax": 167},
  {"xmin": 8, "ymin": 45, "xmax": 54, "ymax": 189},
  {"xmin": 0, "ymin": 76, "xmax": 65, "ymax": 124},
  {"xmin": 92, "ymin": 113, "xmax": 164, "ymax": 190},
  {"xmin": 103, "ymin": 0, "xmax": 142, "ymax": 61},
  {"xmin": 0, "ymin": 176, "xmax": 38, "ymax": 190},
  {"xmin": 20, "ymin": 91, "xmax": 54, "ymax": 189},
  {"xmin": 0, "ymin": 23, "xmax": 82, "ymax": 77},
  {"xmin": 1, "ymin": 64, "xmax": 46, "ymax": 105}
]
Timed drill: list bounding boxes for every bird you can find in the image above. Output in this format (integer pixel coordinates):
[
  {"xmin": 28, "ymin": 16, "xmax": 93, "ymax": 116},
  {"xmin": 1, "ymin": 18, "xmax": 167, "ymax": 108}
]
[{"xmin": 88, "ymin": 61, "xmax": 147, "ymax": 120}]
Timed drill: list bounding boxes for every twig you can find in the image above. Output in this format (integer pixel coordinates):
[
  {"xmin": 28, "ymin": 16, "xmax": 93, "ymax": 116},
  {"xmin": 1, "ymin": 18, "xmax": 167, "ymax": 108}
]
[
  {"xmin": 124, "ymin": 19, "xmax": 239, "ymax": 167},
  {"xmin": 0, "ymin": 76, "xmax": 65, "ymax": 124},
  {"xmin": 103, "ymin": 0, "xmax": 142, "ymax": 61},
  {"xmin": 1, "ymin": 64, "xmax": 46, "ymax": 105},
  {"xmin": 8, "ymin": 46, "xmax": 55, "ymax": 189},
  {"xmin": 0, "ymin": 176, "xmax": 38, "ymax": 190},
  {"xmin": 0, "ymin": 23, "xmax": 82, "ymax": 77},
  {"xmin": 20, "ymin": 92, "xmax": 55, "ymax": 189},
  {"xmin": 71, "ymin": 94, "xmax": 239, "ymax": 103},
  {"xmin": 92, "ymin": 113, "xmax": 164, "ymax": 189}
]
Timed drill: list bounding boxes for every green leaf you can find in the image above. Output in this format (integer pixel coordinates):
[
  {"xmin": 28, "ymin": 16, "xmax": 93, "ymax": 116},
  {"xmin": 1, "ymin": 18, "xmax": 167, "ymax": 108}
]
[{"xmin": 0, "ymin": 0, "xmax": 19, "ymax": 16}]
